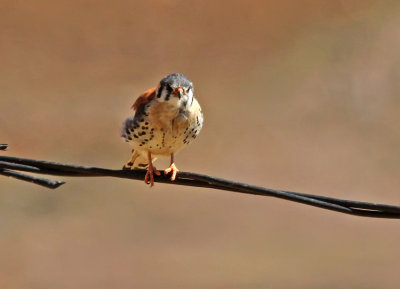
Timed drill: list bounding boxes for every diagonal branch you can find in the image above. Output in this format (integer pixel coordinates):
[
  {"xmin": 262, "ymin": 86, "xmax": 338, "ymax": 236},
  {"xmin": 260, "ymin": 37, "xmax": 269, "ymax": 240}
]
[{"xmin": 0, "ymin": 154, "xmax": 399, "ymax": 219}]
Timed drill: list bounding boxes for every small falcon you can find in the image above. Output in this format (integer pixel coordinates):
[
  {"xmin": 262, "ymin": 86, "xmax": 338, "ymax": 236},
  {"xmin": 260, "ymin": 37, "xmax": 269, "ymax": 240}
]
[{"xmin": 121, "ymin": 73, "xmax": 204, "ymax": 186}]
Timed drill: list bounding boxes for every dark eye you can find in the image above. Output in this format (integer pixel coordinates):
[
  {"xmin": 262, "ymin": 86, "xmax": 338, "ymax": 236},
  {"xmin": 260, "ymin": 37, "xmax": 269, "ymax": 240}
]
[{"xmin": 187, "ymin": 86, "xmax": 192, "ymax": 92}]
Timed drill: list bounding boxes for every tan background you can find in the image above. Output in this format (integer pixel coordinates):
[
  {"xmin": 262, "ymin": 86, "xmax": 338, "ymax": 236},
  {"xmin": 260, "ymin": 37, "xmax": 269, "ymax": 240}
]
[{"xmin": 1, "ymin": 0, "xmax": 400, "ymax": 288}]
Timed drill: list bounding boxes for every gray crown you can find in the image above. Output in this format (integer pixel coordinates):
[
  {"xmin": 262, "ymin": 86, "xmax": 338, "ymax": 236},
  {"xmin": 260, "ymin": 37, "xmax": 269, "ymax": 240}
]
[{"xmin": 160, "ymin": 73, "xmax": 192, "ymax": 88}]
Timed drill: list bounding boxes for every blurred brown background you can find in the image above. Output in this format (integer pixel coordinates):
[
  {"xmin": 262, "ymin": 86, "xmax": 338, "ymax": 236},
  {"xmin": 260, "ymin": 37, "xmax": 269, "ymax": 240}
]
[{"xmin": 1, "ymin": 0, "xmax": 400, "ymax": 288}]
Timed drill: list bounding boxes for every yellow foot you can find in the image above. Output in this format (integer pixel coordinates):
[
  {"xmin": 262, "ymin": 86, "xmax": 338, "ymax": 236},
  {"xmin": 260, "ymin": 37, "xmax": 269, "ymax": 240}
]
[
  {"xmin": 164, "ymin": 163, "xmax": 179, "ymax": 181},
  {"xmin": 144, "ymin": 166, "xmax": 161, "ymax": 187}
]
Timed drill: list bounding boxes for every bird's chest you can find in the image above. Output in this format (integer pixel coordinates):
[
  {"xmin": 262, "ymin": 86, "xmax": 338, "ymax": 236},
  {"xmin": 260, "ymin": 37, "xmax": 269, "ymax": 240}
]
[
  {"xmin": 147, "ymin": 102, "xmax": 189, "ymax": 132},
  {"xmin": 135, "ymin": 102, "xmax": 199, "ymax": 155}
]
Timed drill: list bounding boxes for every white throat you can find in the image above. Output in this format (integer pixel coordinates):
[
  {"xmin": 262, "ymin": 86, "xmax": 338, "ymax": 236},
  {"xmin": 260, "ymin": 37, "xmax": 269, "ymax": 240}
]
[{"xmin": 157, "ymin": 87, "xmax": 194, "ymax": 109}]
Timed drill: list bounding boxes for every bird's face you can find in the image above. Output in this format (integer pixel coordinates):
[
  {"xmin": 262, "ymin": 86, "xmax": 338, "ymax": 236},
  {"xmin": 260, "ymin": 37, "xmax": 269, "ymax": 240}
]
[{"xmin": 155, "ymin": 73, "xmax": 194, "ymax": 108}]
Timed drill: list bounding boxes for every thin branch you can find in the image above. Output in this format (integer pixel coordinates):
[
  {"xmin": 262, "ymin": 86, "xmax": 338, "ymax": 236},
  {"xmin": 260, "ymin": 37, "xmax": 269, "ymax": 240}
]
[
  {"xmin": 0, "ymin": 155, "xmax": 399, "ymax": 219},
  {"xmin": 0, "ymin": 169, "xmax": 65, "ymax": 189},
  {"xmin": 0, "ymin": 145, "xmax": 65, "ymax": 188}
]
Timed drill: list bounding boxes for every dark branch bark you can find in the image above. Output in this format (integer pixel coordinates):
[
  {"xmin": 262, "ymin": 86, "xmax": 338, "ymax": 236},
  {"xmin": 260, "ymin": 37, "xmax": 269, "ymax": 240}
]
[
  {"xmin": 0, "ymin": 169, "xmax": 65, "ymax": 189},
  {"xmin": 0, "ymin": 154, "xmax": 399, "ymax": 219}
]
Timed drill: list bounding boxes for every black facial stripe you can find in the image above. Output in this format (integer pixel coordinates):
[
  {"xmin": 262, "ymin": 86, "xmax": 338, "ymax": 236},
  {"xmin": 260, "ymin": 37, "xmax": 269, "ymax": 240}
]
[
  {"xmin": 157, "ymin": 86, "xmax": 163, "ymax": 98},
  {"xmin": 165, "ymin": 85, "xmax": 173, "ymax": 101}
]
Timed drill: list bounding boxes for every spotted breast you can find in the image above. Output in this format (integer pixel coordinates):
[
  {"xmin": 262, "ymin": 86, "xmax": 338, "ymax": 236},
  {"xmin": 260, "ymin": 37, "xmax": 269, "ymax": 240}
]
[{"xmin": 122, "ymin": 93, "xmax": 203, "ymax": 156}]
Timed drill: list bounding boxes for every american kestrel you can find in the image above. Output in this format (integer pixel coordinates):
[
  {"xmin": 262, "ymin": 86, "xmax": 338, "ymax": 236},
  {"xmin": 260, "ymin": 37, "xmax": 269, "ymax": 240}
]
[{"xmin": 121, "ymin": 73, "xmax": 204, "ymax": 186}]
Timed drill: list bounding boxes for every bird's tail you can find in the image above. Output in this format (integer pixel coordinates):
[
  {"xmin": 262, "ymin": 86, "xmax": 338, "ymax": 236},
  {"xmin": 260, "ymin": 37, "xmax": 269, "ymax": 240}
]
[{"xmin": 123, "ymin": 149, "xmax": 156, "ymax": 170}]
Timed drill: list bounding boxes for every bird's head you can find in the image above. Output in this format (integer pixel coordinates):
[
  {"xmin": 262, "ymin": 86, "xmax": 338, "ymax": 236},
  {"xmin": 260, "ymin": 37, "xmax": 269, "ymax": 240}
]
[{"xmin": 155, "ymin": 73, "xmax": 194, "ymax": 108}]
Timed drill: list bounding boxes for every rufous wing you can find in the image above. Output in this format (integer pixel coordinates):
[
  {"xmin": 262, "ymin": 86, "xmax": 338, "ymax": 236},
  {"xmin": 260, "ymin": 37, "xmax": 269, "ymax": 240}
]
[{"xmin": 132, "ymin": 87, "xmax": 157, "ymax": 111}]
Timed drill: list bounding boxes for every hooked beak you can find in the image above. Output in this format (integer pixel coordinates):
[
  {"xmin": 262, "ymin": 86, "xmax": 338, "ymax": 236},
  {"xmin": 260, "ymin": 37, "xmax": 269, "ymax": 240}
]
[{"xmin": 174, "ymin": 87, "xmax": 184, "ymax": 99}]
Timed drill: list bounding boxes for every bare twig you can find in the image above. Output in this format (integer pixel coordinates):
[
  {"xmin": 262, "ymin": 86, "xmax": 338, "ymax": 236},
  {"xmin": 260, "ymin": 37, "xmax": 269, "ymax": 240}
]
[
  {"xmin": 0, "ymin": 169, "xmax": 65, "ymax": 189},
  {"xmin": 0, "ymin": 154, "xmax": 399, "ymax": 219},
  {"xmin": 0, "ymin": 144, "xmax": 63, "ymax": 188}
]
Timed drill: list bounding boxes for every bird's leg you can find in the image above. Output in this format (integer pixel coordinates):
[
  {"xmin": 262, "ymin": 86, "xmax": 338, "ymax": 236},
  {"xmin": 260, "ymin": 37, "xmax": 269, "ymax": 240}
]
[
  {"xmin": 144, "ymin": 151, "xmax": 160, "ymax": 187},
  {"xmin": 164, "ymin": 153, "xmax": 179, "ymax": 181}
]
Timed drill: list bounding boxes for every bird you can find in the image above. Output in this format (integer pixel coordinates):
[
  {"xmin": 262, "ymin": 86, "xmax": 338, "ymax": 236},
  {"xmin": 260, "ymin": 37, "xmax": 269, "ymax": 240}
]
[{"xmin": 121, "ymin": 73, "xmax": 204, "ymax": 186}]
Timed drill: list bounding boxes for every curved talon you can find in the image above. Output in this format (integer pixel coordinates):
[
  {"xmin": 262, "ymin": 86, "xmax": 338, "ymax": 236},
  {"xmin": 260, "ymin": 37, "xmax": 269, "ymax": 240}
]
[
  {"xmin": 164, "ymin": 163, "xmax": 179, "ymax": 181},
  {"xmin": 144, "ymin": 166, "xmax": 160, "ymax": 187}
]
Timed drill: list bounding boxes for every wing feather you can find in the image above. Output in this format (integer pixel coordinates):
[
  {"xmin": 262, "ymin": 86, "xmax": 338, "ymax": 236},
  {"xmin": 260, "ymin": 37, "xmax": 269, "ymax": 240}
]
[{"xmin": 132, "ymin": 87, "xmax": 157, "ymax": 111}]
